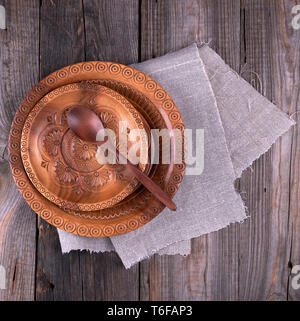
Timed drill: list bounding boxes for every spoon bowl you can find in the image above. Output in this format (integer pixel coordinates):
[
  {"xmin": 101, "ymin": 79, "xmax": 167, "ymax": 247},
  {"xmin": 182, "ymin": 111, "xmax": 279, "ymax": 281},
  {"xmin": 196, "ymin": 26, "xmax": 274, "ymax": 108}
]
[{"xmin": 67, "ymin": 106, "xmax": 105, "ymax": 144}]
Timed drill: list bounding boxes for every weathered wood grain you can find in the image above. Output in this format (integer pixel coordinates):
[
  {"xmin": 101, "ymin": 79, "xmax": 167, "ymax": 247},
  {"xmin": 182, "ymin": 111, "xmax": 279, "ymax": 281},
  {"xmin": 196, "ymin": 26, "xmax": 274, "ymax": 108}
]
[
  {"xmin": 83, "ymin": 0, "xmax": 139, "ymax": 64},
  {"xmin": 0, "ymin": 0, "xmax": 39, "ymax": 300},
  {"xmin": 36, "ymin": 0, "xmax": 140, "ymax": 301},
  {"xmin": 278, "ymin": 0, "xmax": 300, "ymax": 301},
  {"xmin": 237, "ymin": 0, "xmax": 298, "ymax": 301},
  {"xmin": 39, "ymin": 0, "xmax": 86, "ymax": 76},
  {"xmin": 140, "ymin": 0, "xmax": 241, "ymax": 301}
]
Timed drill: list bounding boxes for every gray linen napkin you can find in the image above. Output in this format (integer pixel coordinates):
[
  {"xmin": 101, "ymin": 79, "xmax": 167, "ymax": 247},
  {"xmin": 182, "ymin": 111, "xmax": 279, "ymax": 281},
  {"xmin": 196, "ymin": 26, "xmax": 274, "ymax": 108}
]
[{"xmin": 58, "ymin": 44, "xmax": 294, "ymax": 268}]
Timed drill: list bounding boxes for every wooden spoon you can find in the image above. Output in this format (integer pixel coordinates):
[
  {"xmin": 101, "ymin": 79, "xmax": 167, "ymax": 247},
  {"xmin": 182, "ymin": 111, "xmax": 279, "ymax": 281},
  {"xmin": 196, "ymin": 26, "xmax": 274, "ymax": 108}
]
[{"xmin": 67, "ymin": 106, "xmax": 177, "ymax": 211}]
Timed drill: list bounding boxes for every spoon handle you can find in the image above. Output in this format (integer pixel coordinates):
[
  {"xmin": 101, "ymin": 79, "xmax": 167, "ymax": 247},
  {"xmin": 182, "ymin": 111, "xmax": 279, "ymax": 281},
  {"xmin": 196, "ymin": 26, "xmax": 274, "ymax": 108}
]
[
  {"xmin": 102, "ymin": 144, "xmax": 176, "ymax": 211},
  {"xmin": 123, "ymin": 160, "xmax": 177, "ymax": 211}
]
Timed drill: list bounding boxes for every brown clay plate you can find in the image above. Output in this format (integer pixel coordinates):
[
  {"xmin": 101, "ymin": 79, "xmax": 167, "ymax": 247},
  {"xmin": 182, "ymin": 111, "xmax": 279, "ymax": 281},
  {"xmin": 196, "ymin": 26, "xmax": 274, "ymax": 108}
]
[
  {"xmin": 9, "ymin": 61, "xmax": 185, "ymax": 237},
  {"xmin": 21, "ymin": 82, "xmax": 150, "ymax": 212}
]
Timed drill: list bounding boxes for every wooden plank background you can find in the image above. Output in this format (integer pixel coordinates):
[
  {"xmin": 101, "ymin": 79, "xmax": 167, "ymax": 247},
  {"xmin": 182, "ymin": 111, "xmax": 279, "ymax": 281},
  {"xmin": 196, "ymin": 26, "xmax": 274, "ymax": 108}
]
[{"xmin": 0, "ymin": 0, "xmax": 299, "ymax": 301}]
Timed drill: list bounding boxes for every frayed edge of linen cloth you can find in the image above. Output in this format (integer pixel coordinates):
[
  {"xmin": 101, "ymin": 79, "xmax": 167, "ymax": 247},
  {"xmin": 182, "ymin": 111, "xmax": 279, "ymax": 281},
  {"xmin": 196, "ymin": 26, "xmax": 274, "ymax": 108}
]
[
  {"xmin": 59, "ymin": 229, "xmax": 192, "ymax": 256},
  {"xmin": 59, "ymin": 229, "xmax": 115, "ymax": 253},
  {"xmin": 57, "ymin": 43, "xmax": 295, "ymax": 268},
  {"xmin": 59, "ymin": 230, "xmax": 192, "ymax": 257}
]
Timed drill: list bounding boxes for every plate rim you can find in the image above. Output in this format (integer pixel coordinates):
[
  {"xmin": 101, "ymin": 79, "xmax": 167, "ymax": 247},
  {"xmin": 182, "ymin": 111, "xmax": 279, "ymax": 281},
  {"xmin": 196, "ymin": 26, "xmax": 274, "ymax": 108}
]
[{"xmin": 9, "ymin": 61, "xmax": 185, "ymax": 237}]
